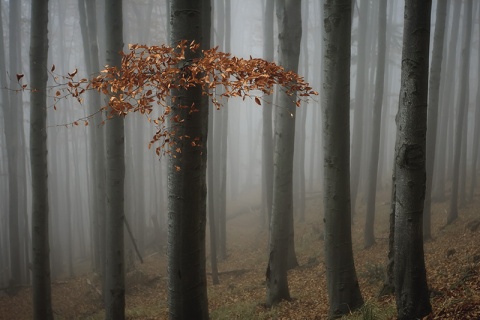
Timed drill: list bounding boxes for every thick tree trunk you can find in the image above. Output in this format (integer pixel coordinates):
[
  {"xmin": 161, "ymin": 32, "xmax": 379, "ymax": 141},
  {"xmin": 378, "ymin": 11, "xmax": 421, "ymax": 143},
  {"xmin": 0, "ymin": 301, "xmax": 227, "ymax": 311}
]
[
  {"xmin": 364, "ymin": 0, "xmax": 387, "ymax": 249},
  {"xmin": 30, "ymin": 0, "xmax": 53, "ymax": 318},
  {"xmin": 448, "ymin": 0, "xmax": 472, "ymax": 225},
  {"xmin": 265, "ymin": 0, "xmax": 301, "ymax": 307},
  {"xmin": 393, "ymin": 1, "xmax": 432, "ymax": 318},
  {"xmin": 104, "ymin": 0, "xmax": 125, "ymax": 318},
  {"xmin": 423, "ymin": 0, "xmax": 447, "ymax": 240},
  {"xmin": 167, "ymin": 1, "xmax": 209, "ymax": 318},
  {"xmin": 322, "ymin": 0, "xmax": 364, "ymax": 317}
]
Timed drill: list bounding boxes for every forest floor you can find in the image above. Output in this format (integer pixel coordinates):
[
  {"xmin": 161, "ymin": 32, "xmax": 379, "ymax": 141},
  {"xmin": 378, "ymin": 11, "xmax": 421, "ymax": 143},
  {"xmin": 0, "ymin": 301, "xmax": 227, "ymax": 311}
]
[{"xmin": 1, "ymin": 189, "xmax": 480, "ymax": 319}]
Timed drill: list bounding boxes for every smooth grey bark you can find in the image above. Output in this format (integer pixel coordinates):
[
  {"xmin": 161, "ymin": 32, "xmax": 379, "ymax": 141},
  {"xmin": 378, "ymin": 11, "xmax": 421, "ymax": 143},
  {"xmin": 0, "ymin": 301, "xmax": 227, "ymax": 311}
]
[
  {"xmin": 30, "ymin": 0, "xmax": 53, "ymax": 318},
  {"xmin": 10, "ymin": 0, "xmax": 29, "ymax": 285},
  {"xmin": 433, "ymin": 1, "xmax": 460, "ymax": 201},
  {"xmin": 213, "ymin": 0, "xmax": 229, "ymax": 261},
  {"xmin": 78, "ymin": 0, "xmax": 107, "ymax": 279},
  {"xmin": 167, "ymin": 0, "xmax": 209, "ymax": 318},
  {"xmin": 104, "ymin": 0, "xmax": 125, "ymax": 318},
  {"xmin": 0, "ymin": 1, "xmax": 21, "ymax": 290},
  {"xmin": 364, "ymin": 0, "xmax": 387, "ymax": 249},
  {"xmin": 265, "ymin": 0, "xmax": 300, "ymax": 307},
  {"xmin": 423, "ymin": 0, "xmax": 447, "ymax": 240},
  {"xmin": 322, "ymin": 0, "xmax": 364, "ymax": 317},
  {"xmin": 211, "ymin": 0, "xmax": 225, "ymax": 261},
  {"xmin": 393, "ymin": 0, "xmax": 432, "ymax": 318},
  {"xmin": 293, "ymin": 0, "xmax": 309, "ymax": 223},
  {"xmin": 262, "ymin": 0, "xmax": 274, "ymax": 228},
  {"xmin": 459, "ymin": 108, "xmax": 467, "ymax": 208},
  {"xmin": 204, "ymin": 0, "xmax": 219, "ymax": 285},
  {"xmin": 469, "ymin": 3, "xmax": 480, "ymax": 201},
  {"xmin": 350, "ymin": 0, "xmax": 370, "ymax": 217},
  {"xmin": 448, "ymin": 0, "xmax": 473, "ymax": 225},
  {"xmin": 86, "ymin": 0, "xmax": 107, "ymax": 282}
]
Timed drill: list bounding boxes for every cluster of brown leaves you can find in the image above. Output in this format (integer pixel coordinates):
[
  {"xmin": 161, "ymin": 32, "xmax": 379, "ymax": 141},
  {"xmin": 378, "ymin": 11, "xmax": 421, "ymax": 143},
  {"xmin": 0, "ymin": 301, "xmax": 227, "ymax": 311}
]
[{"xmin": 52, "ymin": 40, "xmax": 317, "ymax": 154}]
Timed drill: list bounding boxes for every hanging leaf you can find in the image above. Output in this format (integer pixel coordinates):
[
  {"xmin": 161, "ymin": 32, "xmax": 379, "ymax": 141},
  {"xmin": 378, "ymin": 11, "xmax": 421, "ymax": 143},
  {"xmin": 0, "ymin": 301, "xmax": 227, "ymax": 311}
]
[{"xmin": 255, "ymin": 97, "xmax": 261, "ymax": 106}]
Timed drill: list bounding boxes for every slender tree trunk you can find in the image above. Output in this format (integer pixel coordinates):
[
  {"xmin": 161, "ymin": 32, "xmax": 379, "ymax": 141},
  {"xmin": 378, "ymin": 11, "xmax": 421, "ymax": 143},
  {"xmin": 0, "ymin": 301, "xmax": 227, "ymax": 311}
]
[
  {"xmin": 262, "ymin": 0, "xmax": 275, "ymax": 228},
  {"xmin": 87, "ymin": 0, "xmax": 107, "ymax": 284},
  {"xmin": 448, "ymin": 0, "xmax": 473, "ymax": 225},
  {"xmin": 423, "ymin": 0, "xmax": 447, "ymax": 240},
  {"xmin": 393, "ymin": 1, "xmax": 432, "ymax": 318},
  {"xmin": 79, "ymin": 0, "xmax": 107, "ymax": 280},
  {"xmin": 350, "ymin": 0, "xmax": 370, "ymax": 217},
  {"xmin": 294, "ymin": 0, "xmax": 309, "ymax": 223},
  {"xmin": 322, "ymin": 0, "xmax": 364, "ymax": 317},
  {"xmin": 469, "ymin": 5, "xmax": 480, "ymax": 200},
  {"xmin": 167, "ymin": 1, "xmax": 209, "ymax": 318},
  {"xmin": 10, "ymin": 0, "xmax": 29, "ymax": 285},
  {"xmin": 30, "ymin": 0, "xmax": 53, "ymax": 318},
  {"xmin": 104, "ymin": 0, "xmax": 125, "ymax": 318},
  {"xmin": 459, "ymin": 108, "xmax": 467, "ymax": 208},
  {"xmin": 433, "ymin": 1, "xmax": 460, "ymax": 201},
  {"xmin": 0, "ymin": 1, "xmax": 21, "ymax": 290},
  {"xmin": 265, "ymin": 0, "xmax": 301, "ymax": 307},
  {"xmin": 204, "ymin": 0, "xmax": 219, "ymax": 286},
  {"xmin": 364, "ymin": 0, "xmax": 387, "ymax": 249},
  {"xmin": 217, "ymin": 0, "xmax": 230, "ymax": 261}
]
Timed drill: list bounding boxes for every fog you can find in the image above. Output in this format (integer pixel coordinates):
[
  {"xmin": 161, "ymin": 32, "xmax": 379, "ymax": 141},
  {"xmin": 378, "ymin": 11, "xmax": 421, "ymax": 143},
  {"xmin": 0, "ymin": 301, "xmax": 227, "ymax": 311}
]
[{"xmin": 1, "ymin": 0, "xmax": 480, "ymax": 317}]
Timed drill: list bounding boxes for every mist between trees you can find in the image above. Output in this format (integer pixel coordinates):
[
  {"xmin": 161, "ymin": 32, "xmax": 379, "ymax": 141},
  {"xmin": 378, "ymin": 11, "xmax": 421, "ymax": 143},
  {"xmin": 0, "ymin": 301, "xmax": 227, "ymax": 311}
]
[{"xmin": 1, "ymin": 0, "xmax": 480, "ymax": 319}]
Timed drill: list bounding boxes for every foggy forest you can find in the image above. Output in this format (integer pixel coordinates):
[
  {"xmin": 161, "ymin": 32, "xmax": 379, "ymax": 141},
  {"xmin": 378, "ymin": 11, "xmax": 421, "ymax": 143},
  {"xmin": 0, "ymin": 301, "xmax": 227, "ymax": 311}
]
[{"xmin": 1, "ymin": 0, "xmax": 480, "ymax": 319}]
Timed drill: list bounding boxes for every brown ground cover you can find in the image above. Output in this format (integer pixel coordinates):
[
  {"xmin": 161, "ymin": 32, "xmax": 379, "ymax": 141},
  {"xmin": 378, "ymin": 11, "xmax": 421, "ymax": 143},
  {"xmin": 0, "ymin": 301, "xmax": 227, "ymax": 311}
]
[{"xmin": 1, "ymin": 190, "xmax": 479, "ymax": 319}]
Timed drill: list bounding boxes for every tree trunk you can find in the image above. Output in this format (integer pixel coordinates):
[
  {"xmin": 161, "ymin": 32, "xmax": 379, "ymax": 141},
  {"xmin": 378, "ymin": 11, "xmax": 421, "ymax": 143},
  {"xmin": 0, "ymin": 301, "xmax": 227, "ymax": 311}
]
[
  {"xmin": 30, "ymin": 0, "xmax": 53, "ymax": 318},
  {"xmin": 350, "ymin": 0, "xmax": 370, "ymax": 217},
  {"xmin": 262, "ymin": 0, "xmax": 274, "ymax": 228},
  {"xmin": 294, "ymin": 0, "xmax": 309, "ymax": 223},
  {"xmin": 167, "ymin": 1, "xmax": 209, "ymax": 318},
  {"xmin": 433, "ymin": 1, "xmax": 460, "ymax": 201},
  {"xmin": 393, "ymin": 0, "xmax": 432, "ymax": 318},
  {"xmin": 217, "ymin": 0, "xmax": 230, "ymax": 261},
  {"xmin": 364, "ymin": 0, "xmax": 387, "ymax": 249},
  {"xmin": 469, "ymin": 6, "xmax": 480, "ymax": 200},
  {"xmin": 322, "ymin": 0, "xmax": 364, "ymax": 317},
  {"xmin": 79, "ymin": 0, "xmax": 107, "ymax": 280},
  {"xmin": 448, "ymin": 0, "xmax": 473, "ymax": 225},
  {"xmin": 0, "ymin": 1, "xmax": 21, "ymax": 290},
  {"xmin": 10, "ymin": 0, "xmax": 29, "ymax": 285},
  {"xmin": 423, "ymin": 0, "xmax": 447, "ymax": 240},
  {"xmin": 204, "ymin": 0, "xmax": 219, "ymax": 286},
  {"xmin": 104, "ymin": 0, "xmax": 125, "ymax": 318},
  {"xmin": 265, "ymin": 0, "xmax": 301, "ymax": 307}
]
